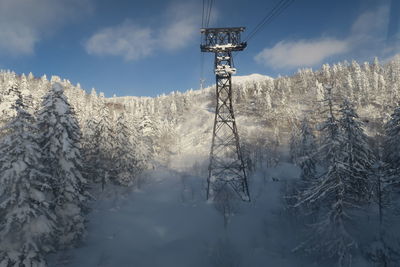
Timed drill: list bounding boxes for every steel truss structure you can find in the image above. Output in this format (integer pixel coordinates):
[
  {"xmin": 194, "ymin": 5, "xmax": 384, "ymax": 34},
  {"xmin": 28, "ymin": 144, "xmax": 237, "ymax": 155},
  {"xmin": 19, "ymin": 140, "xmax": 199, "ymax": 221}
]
[{"xmin": 200, "ymin": 27, "xmax": 250, "ymax": 202}]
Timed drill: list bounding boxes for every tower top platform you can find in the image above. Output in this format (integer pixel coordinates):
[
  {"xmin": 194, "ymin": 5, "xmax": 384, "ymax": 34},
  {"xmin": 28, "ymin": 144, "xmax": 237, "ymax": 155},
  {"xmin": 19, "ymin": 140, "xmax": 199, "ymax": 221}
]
[{"xmin": 200, "ymin": 27, "xmax": 247, "ymax": 52}]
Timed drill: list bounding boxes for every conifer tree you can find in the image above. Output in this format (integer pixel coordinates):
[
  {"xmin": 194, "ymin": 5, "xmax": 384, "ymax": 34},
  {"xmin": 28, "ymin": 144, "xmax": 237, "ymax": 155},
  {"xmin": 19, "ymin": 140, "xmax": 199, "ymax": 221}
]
[
  {"xmin": 289, "ymin": 124, "xmax": 301, "ymax": 165},
  {"xmin": 296, "ymin": 86, "xmax": 356, "ymax": 267},
  {"xmin": 0, "ymin": 86, "xmax": 56, "ymax": 267},
  {"xmin": 37, "ymin": 83, "xmax": 87, "ymax": 248},
  {"xmin": 83, "ymin": 95, "xmax": 114, "ymax": 185},
  {"xmin": 383, "ymin": 106, "xmax": 400, "ymax": 190},
  {"xmin": 366, "ymin": 160, "xmax": 400, "ymax": 267},
  {"xmin": 138, "ymin": 114, "xmax": 160, "ymax": 164},
  {"xmin": 0, "ymin": 78, "xmax": 19, "ymax": 125},
  {"xmin": 113, "ymin": 112, "xmax": 144, "ymax": 186},
  {"xmin": 297, "ymin": 117, "xmax": 317, "ymax": 181},
  {"xmin": 339, "ymin": 99, "xmax": 374, "ymax": 202},
  {"xmin": 127, "ymin": 114, "xmax": 151, "ymax": 169}
]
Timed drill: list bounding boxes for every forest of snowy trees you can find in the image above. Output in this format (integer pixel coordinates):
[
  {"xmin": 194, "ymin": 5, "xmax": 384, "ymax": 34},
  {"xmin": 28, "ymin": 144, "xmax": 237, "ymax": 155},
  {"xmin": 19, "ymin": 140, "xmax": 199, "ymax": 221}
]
[
  {"xmin": 289, "ymin": 86, "xmax": 399, "ymax": 266},
  {"xmin": 0, "ymin": 80, "xmax": 147, "ymax": 266},
  {"xmin": 1, "ymin": 55, "xmax": 400, "ymax": 266}
]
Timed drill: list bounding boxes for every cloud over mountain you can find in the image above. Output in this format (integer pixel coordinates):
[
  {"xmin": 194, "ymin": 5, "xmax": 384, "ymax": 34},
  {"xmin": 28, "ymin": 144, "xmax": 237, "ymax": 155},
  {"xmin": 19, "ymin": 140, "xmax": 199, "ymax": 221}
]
[
  {"xmin": 255, "ymin": 5, "xmax": 391, "ymax": 69},
  {"xmin": 0, "ymin": 0, "xmax": 93, "ymax": 56},
  {"xmin": 84, "ymin": 2, "xmax": 202, "ymax": 61}
]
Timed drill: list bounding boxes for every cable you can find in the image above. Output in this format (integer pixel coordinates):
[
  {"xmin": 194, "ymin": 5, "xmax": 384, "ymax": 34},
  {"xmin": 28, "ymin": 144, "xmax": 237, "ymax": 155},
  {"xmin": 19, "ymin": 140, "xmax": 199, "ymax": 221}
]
[
  {"xmin": 200, "ymin": 53, "xmax": 205, "ymax": 90},
  {"xmin": 246, "ymin": 0, "xmax": 294, "ymax": 42},
  {"xmin": 246, "ymin": 0, "xmax": 293, "ymax": 42},
  {"xmin": 245, "ymin": 0, "xmax": 294, "ymax": 42},
  {"xmin": 200, "ymin": 0, "xmax": 215, "ymax": 89},
  {"xmin": 205, "ymin": 0, "xmax": 214, "ymax": 28},
  {"xmin": 200, "ymin": 0, "xmax": 211, "ymax": 90},
  {"xmin": 202, "ymin": 0, "xmax": 205, "ymax": 28},
  {"xmin": 246, "ymin": 0, "xmax": 288, "ymax": 39},
  {"xmin": 208, "ymin": 0, "xmax": 214, "ymax": 27},
  {"xmin": 203, "ymin": 0, "xmax": 209, "ymax": 28}
]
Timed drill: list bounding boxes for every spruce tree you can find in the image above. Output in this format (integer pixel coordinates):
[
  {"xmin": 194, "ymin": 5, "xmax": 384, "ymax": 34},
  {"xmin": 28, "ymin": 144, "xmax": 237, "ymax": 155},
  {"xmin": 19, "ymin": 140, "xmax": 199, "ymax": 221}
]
[
  {"xmin": 339, "ymin": 99, "xmax": 374, "ymax": 202},
  {"xmin": 366, "ymin": 160, "xmax": 400, "ymax": 266},
  {"xmin": 383, "ymin": 106, "xmax": 400, "ymax": 190},
  {"xmin": 0, "ymin": 78, "xmax": 19, "ymax": 125},
  {"xmin": 37, "ymin": 83, "xmax": 87, "ymax": 248},
  {"xmin": 81, "ymin": 117, "xmax": 98, "ymax": 182},
  {"xmin": 371, "ymin": 105, "xmax": 400, "ymax": 265},
  {"xmin": 83, "ymin": 95, "xmax": 114, "ymax": 186},
  {"xmin": 0, "ymin": 86, "xmax": 56, "ymax": 266},
  {"xmin": 126, "ymin": 114, "xmax": 151, "ymax": 171},
  {"xmin": 138, "ymin": 114, "xmax": 160, "ymax": 165},
  {"xmin": 289, "ymin": 124, "xmax": 301, "ymax": 165},
  {"xmin": 296, "ymin": 86, "xmax": 356, "ymax": 266},
  {"xmin": 297, "ymin": 117, "xmax": 317, "ymax": 181},
  {"xmin": 113, "ymin": 112, "xmax": 143, "ymax": 186}
]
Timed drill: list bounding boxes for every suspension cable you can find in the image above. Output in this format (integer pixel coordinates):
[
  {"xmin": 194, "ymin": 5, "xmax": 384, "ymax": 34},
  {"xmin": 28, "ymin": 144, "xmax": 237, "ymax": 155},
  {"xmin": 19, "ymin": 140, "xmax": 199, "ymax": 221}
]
[
  {"xmin": 245, "ymin": 0, "xmax": 294, "ymax": 42},
  {"xmin": 201, "ymin": 0, "xmax": 206, "ymax": 28},
  {"xmin": 206, "ymin": 0, "xmax": 214, "ymax": 27},
  {"xmin": 203, "ymin": 0, "xmax": 214, "ymax": 28}
]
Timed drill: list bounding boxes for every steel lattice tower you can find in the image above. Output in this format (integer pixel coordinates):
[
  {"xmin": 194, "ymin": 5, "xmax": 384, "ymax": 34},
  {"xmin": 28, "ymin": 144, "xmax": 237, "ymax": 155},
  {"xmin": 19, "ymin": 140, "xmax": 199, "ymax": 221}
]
[{"xmin": 200, "ymin": 27, "xmax": 250, "ymax": 202}]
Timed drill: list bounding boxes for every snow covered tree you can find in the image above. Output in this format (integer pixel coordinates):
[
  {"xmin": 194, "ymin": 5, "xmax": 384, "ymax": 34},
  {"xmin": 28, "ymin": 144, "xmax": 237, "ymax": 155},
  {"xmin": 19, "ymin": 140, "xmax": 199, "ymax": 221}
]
[
  {"xmin": 138, "ymin": 114, "xmax": 160, "ymax": 164},
  {"xmin": 112, "ymin": 112, "xmax": 144, "ymax": 186},
  {"xmin": 366, "ymin": 159, "xmax": 400, "ymax": 267},
  {"xmin": 0, "ymin": 77, "xmax": 19, "ymax": 125},
  {"xmin": 0, "ymin": 87, "xmax": 56, "ymax": 266},
  {"xmin": 289, "ymin": 123, "xmax": 301, "ymax": 165},
  {"xmin": 383, "ymin": 106, "xmax": 400, "ymax": 191},
  {"xmin": 339, "ymin": 99, "xmax": 374, "ymax": 202},
  {"xmin": 37, "ymin": 83, "xmax": 87, "ymax": 248},
  {"xmin": 297, "ymin": 117, "xmax": 317, "ymax": 181},
  {"xmin": 296, "ymin": 86, "xmax": 357, "ymax": 266},
  {"xmin": 83, "ymin": 95, "xmax": 114, "ymax": 185},
  {"xmin": 265, "ymin": 126, "xmax": 281, "ymax": 167},
  {"xmin": 126, "ymin": 114, "xmax": 151, "ymax": 168},
  {"xmin": 157, "ymin": 120, "xmax": 178, "ymax": 166},
  {"xmin": 81, "ymin": 118, "xmax": 98, "ymax": 181}
]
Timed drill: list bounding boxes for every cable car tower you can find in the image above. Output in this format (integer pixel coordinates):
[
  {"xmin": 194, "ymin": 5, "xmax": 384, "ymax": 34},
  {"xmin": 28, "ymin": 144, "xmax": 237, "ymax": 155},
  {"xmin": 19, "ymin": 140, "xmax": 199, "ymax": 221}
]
[{"xmin": 201, "ymin": 27, "xmax": 250, "ymax": 202}]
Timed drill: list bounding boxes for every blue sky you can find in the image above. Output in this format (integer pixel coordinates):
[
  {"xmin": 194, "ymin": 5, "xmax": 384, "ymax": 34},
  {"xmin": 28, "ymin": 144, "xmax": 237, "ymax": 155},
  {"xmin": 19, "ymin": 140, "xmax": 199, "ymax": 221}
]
[{"xmin": 0, "ymin": 0, "xmax": 398, "ymax": 97}]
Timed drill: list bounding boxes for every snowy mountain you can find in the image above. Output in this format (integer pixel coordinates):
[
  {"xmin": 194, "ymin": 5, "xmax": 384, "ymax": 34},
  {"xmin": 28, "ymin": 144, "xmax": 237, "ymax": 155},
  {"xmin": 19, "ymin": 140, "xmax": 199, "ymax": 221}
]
[
  {"xmin": 0, "ymin": 57, "xmax": 396, "ymax": 182},
  {"xmin": 1, "ymin": 56, "xmax": 400, "ymax": 266},
  {"xmin": 0, "ymin": 57, "xmax": 394, "ymax": 169}
]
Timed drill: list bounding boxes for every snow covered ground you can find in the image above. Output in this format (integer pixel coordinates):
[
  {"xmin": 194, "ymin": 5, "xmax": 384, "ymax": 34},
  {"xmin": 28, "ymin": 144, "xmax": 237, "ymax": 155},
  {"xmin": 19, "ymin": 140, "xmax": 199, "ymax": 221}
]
[
  {"xmin": 44, "ymin": 70, "xmax": 382, "ymax": 266},
  {"xmin": 47, "ymin": 163, "xmax": 318, "ymax": 267}
]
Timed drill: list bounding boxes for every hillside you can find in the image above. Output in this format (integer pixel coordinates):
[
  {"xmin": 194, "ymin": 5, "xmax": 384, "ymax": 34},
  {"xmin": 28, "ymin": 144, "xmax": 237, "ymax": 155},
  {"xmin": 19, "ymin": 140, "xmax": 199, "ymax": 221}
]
[
  {"xmin": 1, "ymin": 56, "xmax": 400, "ymax": 266},
  {"xmin": 0, "ymin": 57, "xmax": 397, "ymax": 166}
]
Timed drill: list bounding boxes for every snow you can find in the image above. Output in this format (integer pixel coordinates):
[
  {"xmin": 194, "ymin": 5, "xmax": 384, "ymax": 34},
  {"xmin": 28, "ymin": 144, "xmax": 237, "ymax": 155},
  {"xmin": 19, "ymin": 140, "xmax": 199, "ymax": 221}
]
[
  {"xmin": 214, "ymin": 44, "xmax": 236, "ymax": 50},
  {"xmin": 232, "ymin": 73, "xmax": 272, "ymax": 84},
  {"xmin": 52, "ymin": 83, "xmax": 64, "ymax": 93},
  {"xmin": 29, "ymin": 215, "xmax": 54, "ymax": 235},
  {"xmin": 48, "ymin": 165, "xmax": 313, "ymax": 267},
  {"xmin": 30, "ymin": 188, "xmax": 46, "ymax": 203},
  {"xmin": 215, "ymin": 65, "xmax": 237, "ymax": 75},
  {"xmin": 168, "ymin": 97, "xmax": 213, "ymax": 171},
  {"xmin": 217, "ymin": 56, "xmax": 230, "ymax": 60},
  {"xmin": 1, "ymin": 59, "xmax": 399, "ymax": 266}
]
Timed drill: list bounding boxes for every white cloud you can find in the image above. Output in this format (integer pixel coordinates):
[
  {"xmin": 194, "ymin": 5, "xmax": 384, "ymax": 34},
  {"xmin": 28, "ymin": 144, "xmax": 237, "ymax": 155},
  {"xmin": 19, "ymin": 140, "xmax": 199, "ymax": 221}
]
[
  {"xmin": 255, "ymin": 39, "xmax": 350, "ymax": 69},
  {"xmin": 349, "ymin": 6, "xmax": 392, "ymax": 56},
  {"xmin": 85, "ymin": 1, "xmax": 203, "ymax": 61},
  {"xmin": 85, "ymin": 21, "xmax": 154, "ymax": 61},
  {"xmin": 0, "ymin": 0, "xmax": 93, "ymax": 55},
  {"xmin": 160, "ymin": 2, "xmax": 200, "ymax": 51},
  {"xmin": 162, "ymin": 20, "xmax": 196, "ymax": 50},
  {"xmin": 351, "ymin": 6, "xmax": 388, "ymax": 38},
  {"xmin": 255, "ymin": 5, "xmax": 392, "ymax": 69}
]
